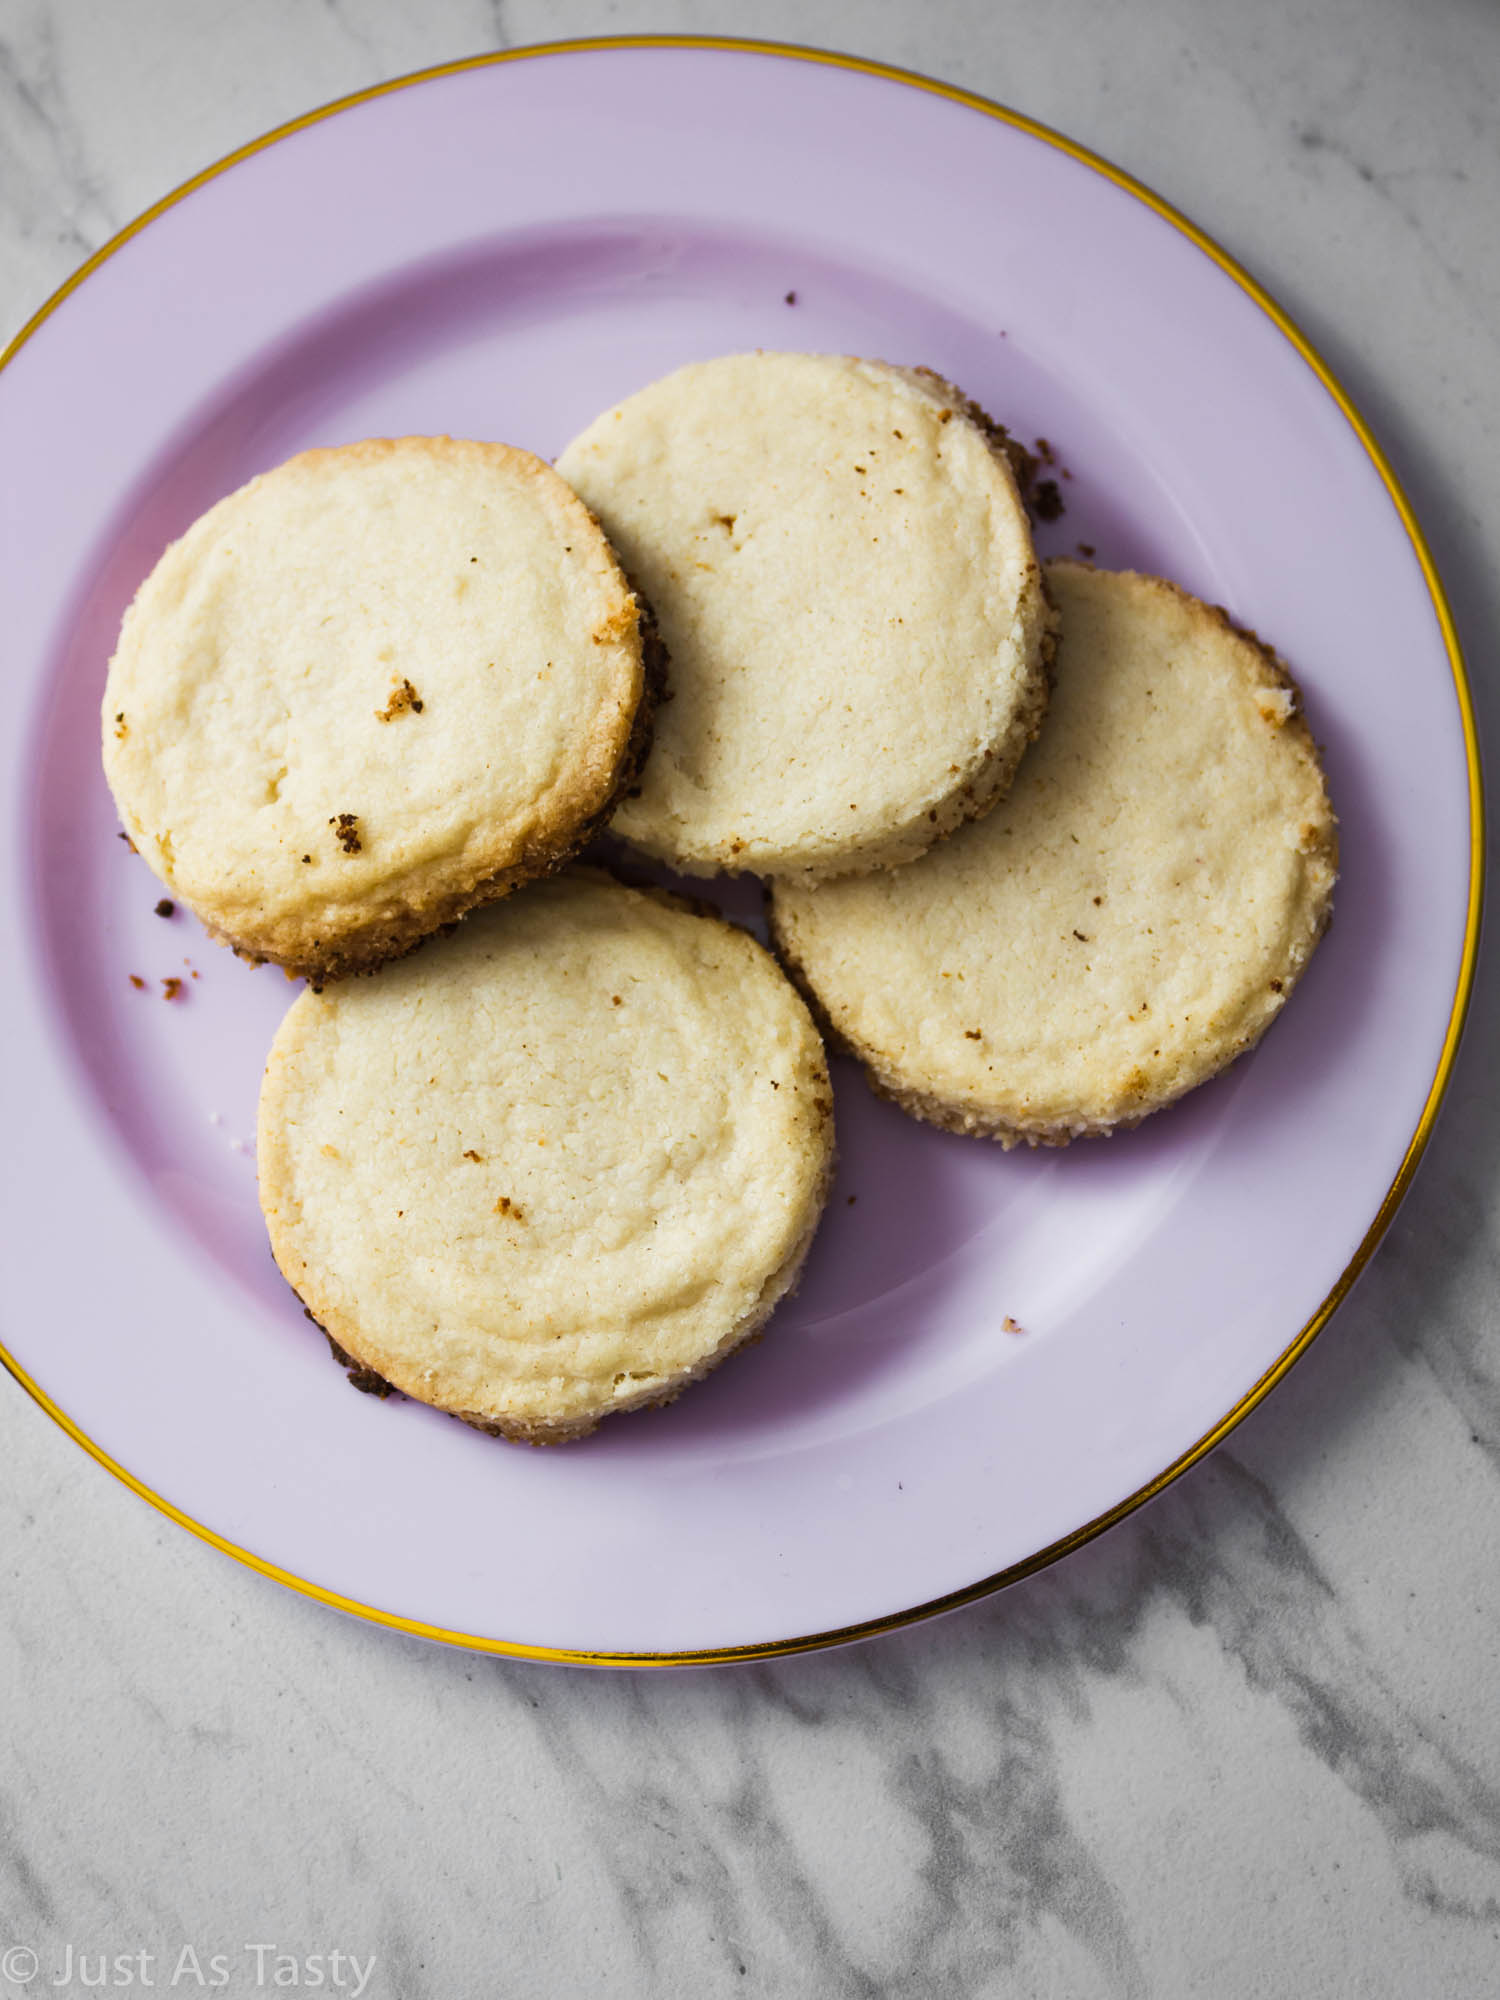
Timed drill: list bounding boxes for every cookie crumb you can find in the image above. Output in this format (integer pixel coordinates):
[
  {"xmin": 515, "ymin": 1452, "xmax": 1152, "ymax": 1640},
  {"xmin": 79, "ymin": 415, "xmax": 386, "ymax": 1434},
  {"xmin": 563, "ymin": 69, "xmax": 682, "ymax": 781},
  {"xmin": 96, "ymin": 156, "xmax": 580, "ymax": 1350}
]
[
  {"xmin": 784, "ymin": 290, "xmax": 797, "ymax": 304},
  {"xmin": 154, "ymin": 898, "xmax": 175, "ymax": 918},
  {"xmin": 1003, "ymin": 1316, "xmax": 1025, "ymax": 1336},
  {"xmin": 329, "ymin": 812, "xmax": 363, "ymax": 854},
  {"xmin": 1033, "ymin": 479, "xmax": 1064, "ymax": 521},
  {"xmin": 128, "ymin": 974, "xmax": 146, "ymax": 990},
  {"xmin": 847, "ymin": 1195, "xmax": 857, "ymax": 1206},
  {"xmin": 964, "ymin": 1029, "xmax": 983, "ymax": 1041},
  {"xmin": 463, "ymin": 1149, "xmax": 483, "ymax": 1162},
  {"xmin": 117, "ymin": 832, "xmax": 137, "ymax": 852},
  {"xmin": 376, "ymin": 677, "xmax": 424, "ymax": 721},
  {"xmin": 1077, "ymin": 542, "xmax": 1096, "ymax": 558},
  {"xmin": 495, "ymin": 1196, "xmax": 525, "ymax": 1220},
  {"xmin": 161, "ymin": 976, "xmax": 184, "ymax": 1001}
]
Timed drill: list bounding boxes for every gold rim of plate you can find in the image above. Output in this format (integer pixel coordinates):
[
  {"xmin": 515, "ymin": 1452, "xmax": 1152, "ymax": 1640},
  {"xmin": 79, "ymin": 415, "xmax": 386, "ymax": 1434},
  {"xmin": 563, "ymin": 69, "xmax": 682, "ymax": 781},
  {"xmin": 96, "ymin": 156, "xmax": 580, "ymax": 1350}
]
[{"xmin": 0, "ymin": 35, "xmax": 1484, "ymax": 1668}]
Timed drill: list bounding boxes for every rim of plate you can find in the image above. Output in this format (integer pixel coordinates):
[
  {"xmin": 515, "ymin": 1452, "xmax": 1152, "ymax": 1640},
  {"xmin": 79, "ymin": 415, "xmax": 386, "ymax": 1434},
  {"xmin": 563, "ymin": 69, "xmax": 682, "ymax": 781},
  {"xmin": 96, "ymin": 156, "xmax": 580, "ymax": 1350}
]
[{"xmin": 0, "ymin": 35, "xmax": 1484, "ymax": 1668}]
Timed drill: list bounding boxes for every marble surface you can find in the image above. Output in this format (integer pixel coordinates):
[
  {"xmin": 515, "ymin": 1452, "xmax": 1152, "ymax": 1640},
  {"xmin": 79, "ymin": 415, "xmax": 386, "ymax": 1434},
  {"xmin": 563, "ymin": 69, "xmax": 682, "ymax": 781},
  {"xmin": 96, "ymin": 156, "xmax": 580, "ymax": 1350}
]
[{"xmin": 2, "ymin": 2, "xmax": 1498, "ymax": 1995}]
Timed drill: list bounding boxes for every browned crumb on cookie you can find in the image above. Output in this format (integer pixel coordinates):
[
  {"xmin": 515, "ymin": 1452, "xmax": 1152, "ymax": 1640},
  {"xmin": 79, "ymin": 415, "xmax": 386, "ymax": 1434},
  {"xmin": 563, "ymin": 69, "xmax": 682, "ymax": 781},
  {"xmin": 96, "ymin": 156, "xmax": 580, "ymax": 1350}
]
[
  {"xmin": 375, "ymin": 678, "xmax": 424, "ymax": 721},
  {"xmin": 494, "ymin": 1196, "xmax": 526, "ymax": 1220},
  {"xmin": 462, "ymin": 1149, "xmax": 483, "ymax": 1162},
  {"xmin": 113, "ymin": 713, "xmax": 127, "ymax": 740},
  {"xmin": 117, "ymin": 832, "xmax": 137, "ymax": 852},
  {"xmin": 233, "ymin": 586, "xmax": 669, "ymax": 988}
]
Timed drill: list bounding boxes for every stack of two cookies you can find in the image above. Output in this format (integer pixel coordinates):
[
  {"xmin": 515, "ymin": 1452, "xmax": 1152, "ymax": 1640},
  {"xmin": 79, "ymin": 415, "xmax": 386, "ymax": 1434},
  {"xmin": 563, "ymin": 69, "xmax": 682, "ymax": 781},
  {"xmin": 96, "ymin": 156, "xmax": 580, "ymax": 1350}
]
[
  {"xmin": 559, "ymin": 353, "xmax": 1336, "ymax": 1150},
  {"xmin": 103, "ymin": 428, "xmax": 836, "ymax": 1445},
  {"xmin": 103, "ymin": 352, "xmax": 1335, "ymax": 1446}
]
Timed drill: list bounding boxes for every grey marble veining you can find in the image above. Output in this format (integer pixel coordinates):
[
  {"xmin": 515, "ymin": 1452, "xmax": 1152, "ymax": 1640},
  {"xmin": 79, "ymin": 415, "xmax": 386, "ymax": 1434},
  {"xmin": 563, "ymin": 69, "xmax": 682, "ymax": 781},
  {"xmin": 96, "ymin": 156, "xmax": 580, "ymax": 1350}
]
[
  {"xmin": 0, "ymin": 0, "xmax": 117, "ymax": 306},
  {"xmin": 2, "ymin": 3, "xmax": 1498, "ymax": 1996}
]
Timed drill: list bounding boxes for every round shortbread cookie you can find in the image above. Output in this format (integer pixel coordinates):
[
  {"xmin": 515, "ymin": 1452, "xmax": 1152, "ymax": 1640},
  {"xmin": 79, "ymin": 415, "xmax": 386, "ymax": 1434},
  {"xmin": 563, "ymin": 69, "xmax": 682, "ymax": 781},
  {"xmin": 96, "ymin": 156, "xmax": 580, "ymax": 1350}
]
[
  {"xmin": 556, "ymin": 353, "xmax": 1054, "ymax": 881},
  {"xmin": 258, "ymin": 871, "xmax": 835, "ymax": 1443},
  {"xmin": 103, "ymin": 438, "xmax": 654, "ymax": 980},
  {"xmin": 770, "ymin": 562, "xmax": 1338, "ymax": 1146}
]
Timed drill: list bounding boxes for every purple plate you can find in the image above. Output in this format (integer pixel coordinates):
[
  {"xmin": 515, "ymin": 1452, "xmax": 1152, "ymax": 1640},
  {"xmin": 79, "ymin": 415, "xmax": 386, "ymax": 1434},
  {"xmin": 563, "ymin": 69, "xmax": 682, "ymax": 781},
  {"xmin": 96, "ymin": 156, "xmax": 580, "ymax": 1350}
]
[{"xmin": 0, "ymin": 40, "xmax": 1481, "ymax": 1664}]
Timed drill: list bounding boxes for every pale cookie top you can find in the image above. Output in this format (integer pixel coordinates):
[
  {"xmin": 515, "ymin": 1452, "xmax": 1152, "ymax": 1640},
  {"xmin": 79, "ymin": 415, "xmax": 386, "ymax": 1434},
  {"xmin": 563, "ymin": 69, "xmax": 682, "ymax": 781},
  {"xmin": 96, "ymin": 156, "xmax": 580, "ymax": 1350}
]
[
  {"xmin": 103, "ymin": 438, "xmax": 646, "ymax": 977},
  {"xmin": 771, "ymin": 563, "xmax": 1338, "ymax": 1145},
  {"xmin": 557, "ymin": 353, "xmax": 1052, "ymax": 880},
  {"xmin": 258, "ymin": 872, "xmax": 835, "ymax": 1442}
]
